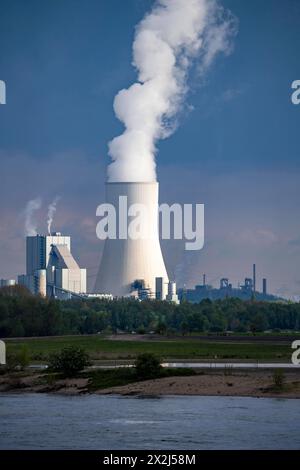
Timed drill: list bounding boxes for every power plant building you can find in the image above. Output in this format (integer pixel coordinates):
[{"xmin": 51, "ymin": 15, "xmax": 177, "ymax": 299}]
[
  {"xmin": 18, "ymin": 232, "xmax": 86, "ymax": 298},
  {"xmin": 47, "ymin": 244, "xmax": 86, "ymax": 295},
  {"xmin": 26, "ymin": 233, "xmax": 71, "ymax": 276},
  {"xmin": 155, "ymin": 277, "xmax": 168, "ymax": 301},
  {"xmin": 166, "ymin": 281, "xmax": 179, "ymax": 304}
]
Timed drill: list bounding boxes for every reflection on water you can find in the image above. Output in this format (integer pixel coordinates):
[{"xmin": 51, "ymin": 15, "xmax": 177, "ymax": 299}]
[{"xmin": 0, "ymin": 394, "xmax": 299, "ymax": 450}]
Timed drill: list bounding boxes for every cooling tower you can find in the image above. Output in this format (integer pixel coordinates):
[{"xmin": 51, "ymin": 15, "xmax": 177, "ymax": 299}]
[{"xmin": 94, "ymin": 182, "xmax": 169, "ymax": 297}]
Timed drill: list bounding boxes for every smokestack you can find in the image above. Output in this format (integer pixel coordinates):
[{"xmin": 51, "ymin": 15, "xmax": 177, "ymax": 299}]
[
  {"xmin": 253, "ymin": 264, "xmax": 256, "ymax": 293},
  {"xmin": 95, "ymin": 182, "xmax": 169, "ymax": 297},
  {"xmin": 263, "ymin": 278, "xmax": 267, "ymax": 295}
]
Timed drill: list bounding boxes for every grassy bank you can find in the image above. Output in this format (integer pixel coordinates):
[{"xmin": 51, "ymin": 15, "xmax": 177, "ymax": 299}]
[
  {"xmin": 83, "ymin": 367, "xmax": 196, "ymax": 392},
  {"xmin": 5, "ymin": 334, "xmax": 292, "ymax": 362}
]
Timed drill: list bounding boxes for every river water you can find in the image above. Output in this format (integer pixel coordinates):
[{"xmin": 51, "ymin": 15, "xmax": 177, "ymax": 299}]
[{"xmin": 0, "ymin": 394, "xmax": 299, "ymax": 449}]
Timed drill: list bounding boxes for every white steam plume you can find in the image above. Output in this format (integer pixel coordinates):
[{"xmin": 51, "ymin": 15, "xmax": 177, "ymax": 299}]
[
  {"xmin": 24, "ymin": 197, "xmax": 42, "ymax": 236},
  {"xmin": 107, "ymin": 0, "xmax": 237, "ymax": 182},
  {"xmin": 47, "ymin": 196, "xmax": 60, "ymax": 235}
]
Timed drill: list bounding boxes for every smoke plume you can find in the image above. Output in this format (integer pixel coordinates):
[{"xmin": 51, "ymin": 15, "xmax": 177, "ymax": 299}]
[
  {"xmin": 47, "ymin": 196, "xmax": 60, "ymax": 235},
  {"xmin": 24, "ymin": 197, "xmax": 42, "ymax": 236},
  {"xmin": 107, "ymin": 0, "xmax": 236, "ymax": 182}
]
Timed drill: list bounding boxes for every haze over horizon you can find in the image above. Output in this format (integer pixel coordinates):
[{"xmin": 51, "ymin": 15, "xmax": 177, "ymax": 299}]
[{"xmin": 0, "ymin": 0, "xmax": 300, "ymax": 299}]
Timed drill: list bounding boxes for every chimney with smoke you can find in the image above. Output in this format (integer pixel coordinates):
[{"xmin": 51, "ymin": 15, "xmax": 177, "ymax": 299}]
[
  {"xmin": 95, "ymin": 0, "xmax": 235, "ymax": 297},
  {"xmin": 47, "ymin": 196, "xmax": 60, "ymax": 235},
  {"xmin": 24, "ymin": 197, "xmax": 42, "ymax": 236}
]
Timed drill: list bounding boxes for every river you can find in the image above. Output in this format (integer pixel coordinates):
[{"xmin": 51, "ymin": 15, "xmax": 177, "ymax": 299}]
[{"xmin": 0, "ymin": 394, "xmax": 299, "ymax": 449}]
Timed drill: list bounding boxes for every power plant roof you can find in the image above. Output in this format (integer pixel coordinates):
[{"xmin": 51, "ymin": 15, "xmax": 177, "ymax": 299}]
[{"xmin": 50, "ymin": 245, "xmax": 79, "ymax": 270}]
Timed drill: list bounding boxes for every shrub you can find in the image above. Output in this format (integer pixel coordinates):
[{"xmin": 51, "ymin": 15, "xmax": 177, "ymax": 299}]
[
  {"xmin": 6, "ymin": 346, "xmax": 30, "ymax": 371},
  {"xmin": 137, "ymin": 325, "xmax": 146, "ymax": 334},
  {"xmin": 48, "ymin": 346, "xmax": 90, "ymax": 377},
  {"xmin": 135, "ymin": 353, "xmax": 162, "ymax": 380}
]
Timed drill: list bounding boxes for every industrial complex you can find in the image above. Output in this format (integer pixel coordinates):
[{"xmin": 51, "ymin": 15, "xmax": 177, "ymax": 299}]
[
  {"xmin": 0, "ymin": 226, "xmax": 275, "ymax": 304},
  {"xmin": 180, "ymin": 266, "xmax": 277, "ymax": 303},
  {"xmin": 6, "ymin": 222, "xmax": 177, "ymax": 302},
  {"xmin": 0, "ymin": 185, "xmax": 275, "ymax": 303}
]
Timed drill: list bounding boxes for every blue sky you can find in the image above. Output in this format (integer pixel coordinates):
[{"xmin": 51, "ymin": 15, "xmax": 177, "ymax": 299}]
[{"xmin": 0, "ymin": 0, "xmax": 300, "ymax": 297}]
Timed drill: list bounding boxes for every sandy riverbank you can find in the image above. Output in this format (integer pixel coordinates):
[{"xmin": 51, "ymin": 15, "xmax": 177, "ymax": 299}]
[
  {"xmin": 1, "ymin": 369, "xmax": 300, "ymax": 398},
  {"xmin": 97, "ymin": 370, "xmax": 300, "ymax": 398}
]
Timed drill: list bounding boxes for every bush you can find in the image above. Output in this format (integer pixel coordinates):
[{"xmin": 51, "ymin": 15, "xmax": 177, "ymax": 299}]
[
  {"xmin": 137, "ymin": 325, "xmax": 146, "ymax": 334},
  {"xmin": 48, "ymin": 346, "xmax": 90, "ymax": 377},
  {"xmin": 272, "ymin": 369, "xmax": 284, "ymax": 389},
  {"xmin": 135, "ymin": 353, "xmax": 162, "ymax": 380},
  {"xmin": 6, "ymin": 346, "xmax": 30, "ymax": 371}
]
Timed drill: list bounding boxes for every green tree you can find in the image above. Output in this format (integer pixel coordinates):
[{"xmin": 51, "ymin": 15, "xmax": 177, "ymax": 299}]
[
  {"xmin": 180, "ymin": 320, "xmax": 189, "ymax": 336},
  {"xmin": 250, "ymin": 313, "xmax": 268, "ymax": 334},
  {"xmin": 135, "ymin": 353, "xmax": 162, "ymax": 379},
  {"xmin": 155, "ymin": 319, "xmax": 167, "ymax": 335},
  {"xmin": 48, "ymin": 347, "xmax": 90, "ymax": 377}
]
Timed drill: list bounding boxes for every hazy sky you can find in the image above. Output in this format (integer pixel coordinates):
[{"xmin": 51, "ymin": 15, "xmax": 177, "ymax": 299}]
[{"xmin": 0, "ymin": 0, "xmax": 300, "ymax": 298}]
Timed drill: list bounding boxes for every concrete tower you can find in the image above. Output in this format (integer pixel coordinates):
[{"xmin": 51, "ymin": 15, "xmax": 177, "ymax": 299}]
[{"xmin": 95, "ymin": 182, "xmax": 169, "ymax": 297}]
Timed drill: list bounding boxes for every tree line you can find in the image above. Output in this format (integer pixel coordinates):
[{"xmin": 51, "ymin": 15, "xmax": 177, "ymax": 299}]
[{"xmin": 0, "ymin": 285, "xmax": 299, "ymax": 338}]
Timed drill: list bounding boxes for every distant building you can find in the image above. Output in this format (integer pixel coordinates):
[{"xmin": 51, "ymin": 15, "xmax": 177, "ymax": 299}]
[
  {"xmin": 0, "ymin": 279, "xmax": 16, "ymax": 287},
  {"xmin": 47, "ymin": 243, "xmax": 86, "ymax": 298},
  {"xmin": 129, "ymin": 279, "xmax": 152, "ymax": 300},
  {"xmin": 166, "ymin": 281, "xmax": 179, "ymax": 304},
  {"xmin": 155, "ymin": 277, "xmax": 168, "ymax": 300},
  {"xmin": 241, "ymin": 278, "xmax": 253, "ymax": 293},
  {"xmin": 26, "ymin": 233, "xmax": 71, "ymax": 277},
  {"xmin": 138, "ymin": 287, "xmax": 153, "ymax": 301},
  {"xmin": 83, "ymin": 293, "xmax": 113, "ymax": 300},
  {"xmin": 179, "ymin": 275, "xmax": 278, "ymax": 303},
  {"xmin": 18, "ymin": 232, "xmax": 86, "ymax": 298}
]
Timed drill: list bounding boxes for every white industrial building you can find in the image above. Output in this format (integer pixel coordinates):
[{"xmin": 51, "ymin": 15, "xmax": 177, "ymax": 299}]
[
  {"xmin": 26, "ymin": 233, "xmax": 71, "ymax": 276},
  {"xmin": 166, "ymin": 281, "xmax": 179, "ymax": 304},
  {"xmin": 18, "ymin": 232, "xmax": 86, "ymax": 299},
  {"xmin": 47, "ymin": 244, "xmax": 86, "ymax": 296}
]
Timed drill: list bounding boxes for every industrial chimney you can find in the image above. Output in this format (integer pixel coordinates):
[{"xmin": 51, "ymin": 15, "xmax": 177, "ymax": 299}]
[{"xmin": 94, "ymin": 182, "xmax": 169, "ymax": 297}]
